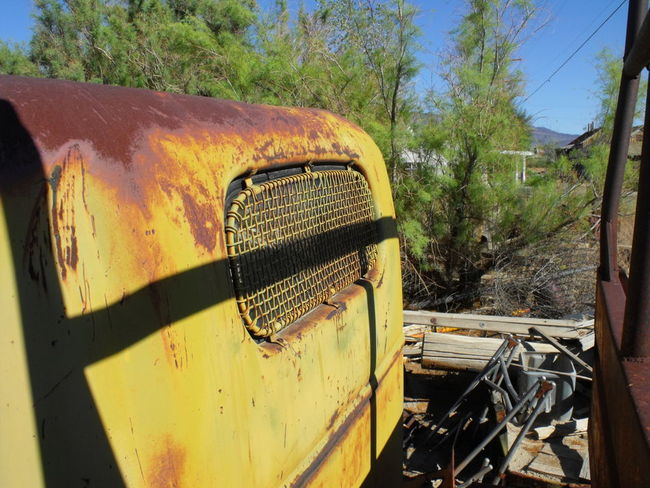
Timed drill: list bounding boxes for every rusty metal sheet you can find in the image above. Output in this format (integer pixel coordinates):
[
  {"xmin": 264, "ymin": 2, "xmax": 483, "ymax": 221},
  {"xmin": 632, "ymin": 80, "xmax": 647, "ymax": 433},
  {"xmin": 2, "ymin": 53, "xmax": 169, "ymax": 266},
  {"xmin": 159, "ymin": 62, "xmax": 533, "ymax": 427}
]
[{"xmin": 590, "ymin": 278, "xmax": 650, "ymax": 487}]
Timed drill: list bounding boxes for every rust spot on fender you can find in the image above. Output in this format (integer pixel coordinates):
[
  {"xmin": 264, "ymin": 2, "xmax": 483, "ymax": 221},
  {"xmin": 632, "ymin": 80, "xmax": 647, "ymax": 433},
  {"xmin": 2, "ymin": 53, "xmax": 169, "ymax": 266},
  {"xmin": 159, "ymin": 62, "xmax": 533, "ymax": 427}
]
[
  {"xmin": 326, "ymin": 302, "xmax": 347, "ymax": 320},
  {"xmin": 68, "ymin": 225, "xmax": 78, "ymax": 270},
  {"xmin": 0, "ymin": 77, "xmax": 367, "ymax": 168},
  {"xmin": 48, "ymin": 165, "xmax": 65, "ymax": 278},
  {"xmin": 48, "ymin": 145, "xmax": 87, "ymax": 280},
  {"xmin": 23, "ymin": 184, "xmax": 51, "ymax": 292},
  {"xmin": 327, "ymin": 407, "xmax": 341, "ymax": 430},
  {"xmin": 180, "ymin": 191, "xmax": 216, "ymax": 253},
  {"xmin": 148, "ymin": 436, "xmax": 186, "ymax": 488}
]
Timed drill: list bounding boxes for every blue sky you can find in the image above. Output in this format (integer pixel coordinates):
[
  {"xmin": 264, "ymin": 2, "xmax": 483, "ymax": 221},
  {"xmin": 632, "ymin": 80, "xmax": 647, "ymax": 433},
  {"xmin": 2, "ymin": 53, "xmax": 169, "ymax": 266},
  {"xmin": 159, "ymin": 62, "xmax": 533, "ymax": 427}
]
[
  {"xmin": 1, "ymin": 0, "xmax": 633, "ymax": 134},
  {"xmin": 413, "ymin": 0, "xmax": 630, "ymax": 135}
]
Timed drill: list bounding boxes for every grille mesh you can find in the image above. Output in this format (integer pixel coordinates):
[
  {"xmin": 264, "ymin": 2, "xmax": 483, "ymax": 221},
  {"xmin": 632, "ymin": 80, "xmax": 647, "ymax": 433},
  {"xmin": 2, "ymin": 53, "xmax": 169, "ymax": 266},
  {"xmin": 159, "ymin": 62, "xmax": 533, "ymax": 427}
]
[{"xmin": 225, "ymin": 169, "xmax": 377, "ymax": 337}]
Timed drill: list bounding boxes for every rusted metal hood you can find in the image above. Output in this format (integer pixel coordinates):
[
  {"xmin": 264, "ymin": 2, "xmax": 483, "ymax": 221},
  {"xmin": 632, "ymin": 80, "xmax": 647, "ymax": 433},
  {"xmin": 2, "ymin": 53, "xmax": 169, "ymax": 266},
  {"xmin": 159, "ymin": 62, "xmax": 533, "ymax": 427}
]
[{"xmin": 1, "ymin": 75, "xmax": 368, "ymax": 171}]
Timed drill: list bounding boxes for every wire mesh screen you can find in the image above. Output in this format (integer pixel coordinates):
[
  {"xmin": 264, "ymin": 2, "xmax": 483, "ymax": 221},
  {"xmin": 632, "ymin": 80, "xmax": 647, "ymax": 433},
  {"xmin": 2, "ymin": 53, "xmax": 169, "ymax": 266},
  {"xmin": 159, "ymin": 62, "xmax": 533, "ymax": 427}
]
[{"xmin": 225, "ymin": 169, "xmax": 378, "ymax": 337}]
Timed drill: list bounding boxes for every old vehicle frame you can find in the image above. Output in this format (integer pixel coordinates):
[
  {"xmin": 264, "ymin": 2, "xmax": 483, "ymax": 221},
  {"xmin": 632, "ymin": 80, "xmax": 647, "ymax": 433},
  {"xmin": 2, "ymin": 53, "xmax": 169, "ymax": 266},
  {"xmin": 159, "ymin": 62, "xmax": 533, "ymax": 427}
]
[{"xmin": 0, "ymin": 76, "xmax": 403, "ymax": 487}]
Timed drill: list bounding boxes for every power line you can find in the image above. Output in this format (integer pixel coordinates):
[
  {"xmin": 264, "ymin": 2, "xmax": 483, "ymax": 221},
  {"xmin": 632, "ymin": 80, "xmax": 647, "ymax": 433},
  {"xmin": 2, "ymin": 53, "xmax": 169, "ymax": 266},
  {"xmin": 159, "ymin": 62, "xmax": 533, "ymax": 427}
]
[
  {"xmin": 523, "ymin": 0, "xmax": 628, "ymax": 103},
  {"xmin": 545, "ymin": 0, "xmax": 617, "ymax": 68}
]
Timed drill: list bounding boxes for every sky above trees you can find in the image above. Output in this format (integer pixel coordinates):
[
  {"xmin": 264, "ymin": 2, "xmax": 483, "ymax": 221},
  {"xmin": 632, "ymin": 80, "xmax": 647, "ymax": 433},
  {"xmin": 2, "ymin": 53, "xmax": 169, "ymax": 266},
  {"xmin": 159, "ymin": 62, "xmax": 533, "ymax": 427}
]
[
  {"xmin": 0, "ymin": 0, "xmax": 623, "ymax": 309},
  {"xmin": 0, "ymin": 0, "xmax": 633, "ymax": 134}
]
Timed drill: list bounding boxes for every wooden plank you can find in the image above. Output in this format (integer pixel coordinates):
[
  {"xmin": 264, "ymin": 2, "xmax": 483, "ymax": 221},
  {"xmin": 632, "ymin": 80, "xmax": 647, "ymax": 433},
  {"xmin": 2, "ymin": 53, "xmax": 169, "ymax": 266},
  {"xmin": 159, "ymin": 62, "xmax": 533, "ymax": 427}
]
[
  {"xmin": 404, "ymin": 310, "xmax": 593, "ymax": 339},
  {"xmin": 421, "ymin": 332, "xmax": 556, "ymax": 372},
  {"xmin": 403, "ymin": 324, "xmax": 433, "ymax": 336},
  {"xmin": 421, "ymin": 356, "xmax": 488, "ymax": 372},
  {"xmin": 422, "ymin": 352, "xmax": 499, "ymax": 360},
  {"xmin": 403, "ymin": 344, "xmax": 422, "ymax": 357},
  {"xmin": 422, "ymin": 349, "xmax": 502, "ymax": 358},
  {"xmin": 423, "ymin": 344, "xmax": 504, "ymax": 354},
  {"xmin": 422, "ymin": 332, "xmax": 556, "ymax": 352},
  {"xmin": 405, "ymin": 310, "xmax": 593, "ymax": 328},
  {"xmin": 577, "ymin": 331, "xmax": 595, "ymax": 350},
  {"xmin": 506, "ymin": 423, "xmax": 590, "ymax": 483},
  {"xmin": 528, "ymin": 436, "xmax": 590, "ymax": 481}
]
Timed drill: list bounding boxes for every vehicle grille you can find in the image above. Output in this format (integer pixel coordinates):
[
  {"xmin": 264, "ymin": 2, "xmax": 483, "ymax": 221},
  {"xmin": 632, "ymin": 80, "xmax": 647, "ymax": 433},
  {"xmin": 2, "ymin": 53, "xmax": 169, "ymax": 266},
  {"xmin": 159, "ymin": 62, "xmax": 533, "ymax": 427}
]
[{"xmin": 225, "ymin": 168, "xmax": 377, "ymax": 337}]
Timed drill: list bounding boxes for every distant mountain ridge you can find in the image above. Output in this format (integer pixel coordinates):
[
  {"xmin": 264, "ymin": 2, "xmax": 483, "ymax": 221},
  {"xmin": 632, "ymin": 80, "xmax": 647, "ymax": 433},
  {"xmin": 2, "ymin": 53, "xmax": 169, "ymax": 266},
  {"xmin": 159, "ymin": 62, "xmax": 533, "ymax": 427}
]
[{"xmin": 531, "ymin": 126, "xmax": 578, "ymax": 148}]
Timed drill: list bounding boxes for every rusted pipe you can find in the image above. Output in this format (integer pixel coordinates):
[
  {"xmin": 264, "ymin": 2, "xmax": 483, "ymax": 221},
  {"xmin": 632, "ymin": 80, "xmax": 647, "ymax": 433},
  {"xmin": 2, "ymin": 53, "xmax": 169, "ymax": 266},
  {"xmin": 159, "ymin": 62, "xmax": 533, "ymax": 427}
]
[
  {"xmin": 624, "ymin": 9, "xmax": 650, "ymax": 78},
  {"xmin": 600, "ymin": 0, "xmax": 648, "ymax": 281},
  {"xmin": 622, "ymin": 77, "xmax": 650, "ymax": 356}
]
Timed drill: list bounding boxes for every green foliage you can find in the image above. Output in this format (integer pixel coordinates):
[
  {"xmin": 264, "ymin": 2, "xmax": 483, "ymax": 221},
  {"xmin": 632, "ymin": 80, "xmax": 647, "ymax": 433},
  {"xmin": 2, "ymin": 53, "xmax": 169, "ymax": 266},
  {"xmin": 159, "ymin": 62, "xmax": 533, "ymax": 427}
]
[
  {"xmin": 393, "ymin": 0, "xmax": 598, "ymax": 305},
  {"xmin": 579, "ymin": 144, "xmax": 609, "ymax": 186},
  {"xmin": 594, "ymin": 47, "xmax": 647, "ymax": 138},
  {"xmin": 22, "ymin": 0, "xmax": 260, "ymax": 97},
  {"xmin": 0, "ymin": 0, "xmax": 420, "ymax": 182},
  {"xmin": 0, "ymin": 41, "xmax": 39, "ymax": 76},
  {"xmin": 418, "ymin": 0, "xmax": 536, "ymax": 291},
  {"xmin": 595, "ymin": 48, "xmax": 621, "ymax": 135},
  {"xmin": 0, "ymin": 0, "xmax": 606, "ymax": 306}
]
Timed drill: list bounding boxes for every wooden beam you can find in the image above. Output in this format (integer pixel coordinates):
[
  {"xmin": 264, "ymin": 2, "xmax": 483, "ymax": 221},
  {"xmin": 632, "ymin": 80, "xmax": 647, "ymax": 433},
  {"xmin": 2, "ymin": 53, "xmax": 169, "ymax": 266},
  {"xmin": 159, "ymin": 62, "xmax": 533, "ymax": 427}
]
[
  {"xmin": 421, "ymin": 332, "xmax": 556, "ymax": 372},
  {"xmin": 404, "ymin": 310, "xmax": 593, "ymax": 340}
]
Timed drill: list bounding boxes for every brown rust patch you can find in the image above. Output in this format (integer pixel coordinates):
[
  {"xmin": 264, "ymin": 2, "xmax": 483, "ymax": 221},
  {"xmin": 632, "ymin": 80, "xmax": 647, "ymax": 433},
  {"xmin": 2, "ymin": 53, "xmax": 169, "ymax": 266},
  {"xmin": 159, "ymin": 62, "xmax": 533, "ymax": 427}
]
[
  {"xmin": 47, "ymin": 145, "xmax": 89, "ymax": 280},
  {"xmin": 68, "ymin": 225, "xmax": 78, "ymax": 269},
  {"xmin": 327, "ymin": 407, "xmax": 342, "ymax": 430},
  {"xmin": 326, "ymin": 302, "xmax": 347, "ymax": 320},
  {"xmin": 23, "ymin": 184, "xmax": 51, "ymax": 292},
  {"xmin": 148, "ymin": 281, "xmax": 187, "ymax": 370},
  {"xmin": 48, "ymin": 164, "xmax": 65, "ymax": 278},
  {"xmin": 179, "ymin": 190, "xmax": 216, "ymax": 253},
  {"xmin": 156, "ymin": 171, "xmax": 221, "ymax": 254},
  {"xmin": 147, "ymin": 436, "xmax": 186, "ymax": 488},
  {"xmin": 1, "ymin": 77, "xmax": 368, "ymax": 169}
]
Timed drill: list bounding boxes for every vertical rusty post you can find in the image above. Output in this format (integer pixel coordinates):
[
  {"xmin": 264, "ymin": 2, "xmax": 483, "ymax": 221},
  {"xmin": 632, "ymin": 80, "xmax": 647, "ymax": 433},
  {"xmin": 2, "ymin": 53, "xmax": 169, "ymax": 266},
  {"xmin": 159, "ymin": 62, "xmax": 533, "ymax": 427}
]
[
  {"xmin": 600, "ymin": 0, "xmax": 647, "ymax": 282},
  {"xmin": 622, "ymin": 78, "xmax": 650, "ymax": 356}
]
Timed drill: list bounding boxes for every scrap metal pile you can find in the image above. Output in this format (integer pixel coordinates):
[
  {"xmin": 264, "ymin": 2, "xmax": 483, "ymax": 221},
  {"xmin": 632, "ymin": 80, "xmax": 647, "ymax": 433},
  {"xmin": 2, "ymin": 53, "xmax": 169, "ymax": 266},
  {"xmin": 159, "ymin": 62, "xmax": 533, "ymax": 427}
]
[{"xmin": 402, "ymin": 313, "xmax": 593, "ymax": 487}]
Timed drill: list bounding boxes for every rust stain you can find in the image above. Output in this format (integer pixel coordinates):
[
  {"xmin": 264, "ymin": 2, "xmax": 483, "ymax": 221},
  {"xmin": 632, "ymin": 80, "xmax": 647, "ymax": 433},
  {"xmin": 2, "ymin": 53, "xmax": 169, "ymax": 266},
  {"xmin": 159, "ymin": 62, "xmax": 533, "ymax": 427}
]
[
  {"xmin": 23, "ymin": 184, "xmax": 50, "ymax": 293},
  {"xmin": 0, "ymin": 76, "xmax": 367, "ymax": 167},
  {"xmin": 162, "ymin": 328, "xmax": 182, "ymax": 370},
  {"xmin": 326, "ymin": 302, "xmax": 347, "ymax": 320},
  {"xmin": 376, "ymin": 268, "xmax": 385, "ymax": 288},
  {"xmin": 48, "ymin": 164, "xmax": 65, "ymax": 279},
  {"xmin": 157, "ymin": 174, "xmax": 221, "ymax": 254},
  {"xmin": 180, "ymin": 190, "xmax": 216, "ymax": 253},
  {"xmin": 68, "ymin": 224, "xmax": 78, "ymax": 269},
  {"xmin": 148, "ymin": 280, "xmax": 186, "ymax": 370},
  {"xmin": 327, "ymin": 407, "xmax": 341, "ymax": 430},
  {"xmin": 47, "ymin": 145, "xmax": 90, "ymax": 280},
  {"xmin": 80, "ymin": 156, "xmax": 90, "ymax": 213},
  {"xmin": 147, "ymin": 436, "xmax": 186, "ymax": 488},
  {"xmin": 256, "ymin": 139, "xmax": 273, "ymax": 154}
]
